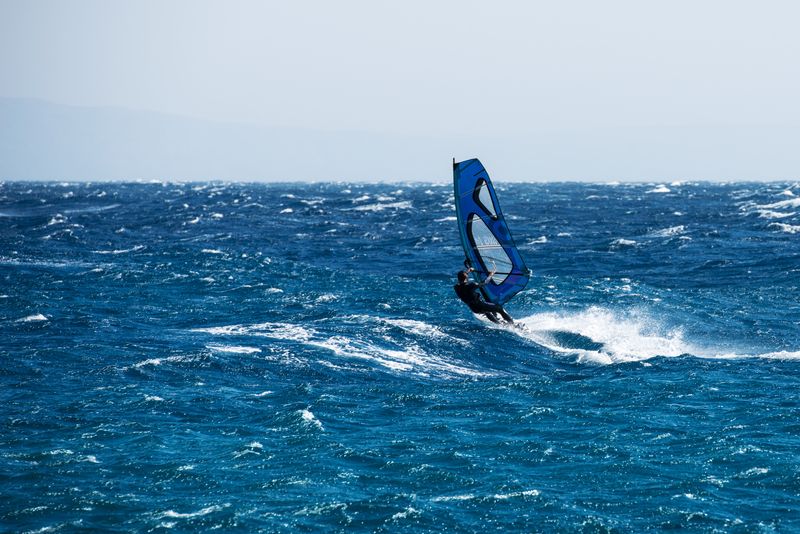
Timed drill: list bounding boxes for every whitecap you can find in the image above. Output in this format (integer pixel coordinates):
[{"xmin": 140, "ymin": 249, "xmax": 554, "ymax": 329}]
[
  {"xmin": 280, "ymin": 208, "xmax": 293, "ymax": 214},
  {"xmin": 390, "ymin": 507, "xmax": 419, "ymax": 520},
  {"xmin": 17, "ymin": 314, "xmax": 48, "ymax": 323},
  {"xmin": 193, "ymin": 322, "xmax": 314, "ymax": 342},
  {"xmin": 528, "ymin": 236, "xmax": 548, "ymax": 244},
  {"xmin": 515, "ymin": 307, "xmax": 695, "ymax": 364},
  {"xmin": 46, "ymin": 214, "xmax": 67, "ymax": 226},
  {"xmin": 431, "ymin": 494, "xmax": 475, "ymax": 502},
  {"xmin": 611, "ymin": 238, "xmax": 637, "ymax": 247},
  {"xmin": 647, "ymin": 185, "xmax": 671, "ymax": 193},
  {"xmin": 370, "ymin": 316, "xmax": 456, "ymax": 341},
  {"xmin": 206, "ymin": 344, "xmax": 261, "ymax": 354},
  {"xmin": 160, "ymin": 504, "xmax": 228, "ymax": 519},
  {"xmin": 210, "ymin": 213, "xmax": 224, "ymax": 219},
  {"xmin": 299, "ymin": 409, "xmax": 324, "ymax": 430},
  {"xmin": 649, "ymin": 225, "xmax": 685, "ymax": 238},
  {"xmin": 434, "ymin": 216, "xmax": 457, "ymax": 222},
  {"xmin": 144, "ymin": 395, "xmax": 164, "ymax": 402},
  {"xmin": 351, "ymin": 201, "xmax": 412, "ymax": 212},
  {"xmin": 201, "ymin": 248, "xmax": 224, "ymax": 255},
  {"xmin": 493, "ymin": 489, "xmax": 540, "ymax": 499},
  {"xmin": 130, "ymin": 354, "xmax": 198, "ymax": 369},
  {"xmin": 195, "ymin": 319, "xmax": 481, "ymax": 377},
  {"xmin": 757, "ymin": 210, "xmax": 795, "ymax": 219},
  {"xmin": 769, "ymin": 222, "xmax": 800, "ymax": 234},
  {"xmin": 739, "ymin": 467, "xmax": 769, "ymax": 477},
  {"xmin": 94, "ymin": 245, "xmax": 145, "ymax": 255},
  {"xmin": 758, "ymin": 197, "xmax": 800, "ymax": 210},
  {"xmin": 64, "ymin": 203, "xmax": 120, "ymax": 214}
]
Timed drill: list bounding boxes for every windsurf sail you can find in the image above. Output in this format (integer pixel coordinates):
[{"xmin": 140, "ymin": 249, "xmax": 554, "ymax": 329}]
[{"xmin": 453, "ymin": 158, "xmax": 530, "ymax": 305}]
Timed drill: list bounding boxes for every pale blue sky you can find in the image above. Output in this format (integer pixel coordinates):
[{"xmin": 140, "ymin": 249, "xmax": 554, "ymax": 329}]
[{"xmin": 1, "ymin": 0, "xmax": 799, "ymax": 180}]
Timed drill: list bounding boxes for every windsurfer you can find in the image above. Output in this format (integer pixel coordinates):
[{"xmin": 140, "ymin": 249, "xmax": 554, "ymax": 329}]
[{"xmin": 454, "ymin": 266, "xmax": 514, "ymax": 324}]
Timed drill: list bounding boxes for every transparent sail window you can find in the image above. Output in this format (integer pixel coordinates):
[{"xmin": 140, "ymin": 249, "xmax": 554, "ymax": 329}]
[
  {"xmin": 475, "ymin": 180, "xmax": 497, "ymax": 219},
  {"xmin": 468, "ymin": 214, "xmax": 512, "ymax": 284}
]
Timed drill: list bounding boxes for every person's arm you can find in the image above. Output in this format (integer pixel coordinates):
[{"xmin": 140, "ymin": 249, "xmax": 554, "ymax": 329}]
[{"xmin": 470, "ymin": 266, "xmax": 496, "ymax": 287}]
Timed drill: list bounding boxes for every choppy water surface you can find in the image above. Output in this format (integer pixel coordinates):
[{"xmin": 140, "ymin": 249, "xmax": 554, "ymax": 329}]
[{"xmin": 2, "ymin": 180, "xmax": 800, "ymax": 532}]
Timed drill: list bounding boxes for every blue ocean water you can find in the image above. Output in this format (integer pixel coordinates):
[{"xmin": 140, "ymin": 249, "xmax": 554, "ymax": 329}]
[{"xmin": 2, "ymin": 180, "xmax": 800, "ymax": 532}]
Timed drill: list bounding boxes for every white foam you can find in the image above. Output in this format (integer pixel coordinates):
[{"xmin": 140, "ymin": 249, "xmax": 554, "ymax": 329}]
[
  {"xmin": 769, "ymin": 222, "xmax": 800, "ymax": 234},
  {"xmin": 431, "ymin": 494, "xmax": 475, "ymax": 502},
  {"xmin": 207, "ymin": 344, "xmax": 261, "ymax": 354},
  {"xmin": 756, "ymin": 210, "xmax": 795, "ymax": 219},
  {"xmin": 351, "ymin": 201, "xmax": 412, "ymax": 212},
  {"xmin": 362, "ymin": 315, "xmax": 458, "ymax": 342},
  {"xmin": 435, "ymin": 216, "xmax": 457, "ymax": 222},
  {"xmin": 201, "ymin": 248, "xmax": 224, "ymax": 255},
  {"xmin": 758, "ymin": 197, "xmax": 800, "ymax": 210},
  {"xmin": 144, "ymin": 395, "xmax": 164, "ymax": 402},
  {"xmin": 529, "ymin": 236, "xmax": 548, "ymax": 244},
  {"xmin": 516, "ymin": 308, "xmax": 800, "ymax": 365},
  {"xmin": 739, "ymin": 467, "xmax": 769, "ymax": 477},
  {"xmin": 252, "ymin": 391, "xmax": 272, "ymax": 397},
  {"xmin": 611, "ymin": 238, "xmax": 637, "ymax": 247},
  {"xmin": 299, "ymin": 409, "xmax": 324, "ymax": 430},
  {"xmin": 130, "ymin": 354, "xmax": 199, "ymax": 369},
  {"xmin": 493, "ymin": 489, "xmax": 540, "ymax": 499},
  {"xmin": 649, "ymin": 225, "xmax": 685, "ymax": 238},
  {"xmin": 647, "ymin": 185, "xmax": 671, "ymax": 193},
  {"xmin": 280, "ymin": 208, "xmax": 293, "ymax": 214},
  {"xmin": 515, "ymin": 307, "xmax": 695, "ymax": 364},
  {"xmin": 391, "ymin": 507, "xmax": 419, "ymax": 520},
  {"xmin": 196, "ymin": 319, "xmax": 482, "ymax": 377},
  {"xmin": 316, "ymin": 336, "xmax": 485, "ymax": 377},
  {"xmin": 160, "ymin": 504, "xmax": 227, "ymax": 519},
  {"xmin": 47, "ymin": 214, "xmax": 67, "ymax": 226},
  {"xmin": 193, "ymin": 322, "xmax": 314, "ymax": 342},
  {"xmin": 17, "ymin": 314, "xmax": 48, "ymax": 323},
  {"xmin": 93, "ymin": 245, "xmax": 144, "ymax": 254}
]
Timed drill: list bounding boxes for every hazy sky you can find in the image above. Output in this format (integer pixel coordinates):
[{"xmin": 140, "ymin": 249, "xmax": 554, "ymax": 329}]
[{"xmin": 1, "ymin": 0, "xmax": 799, "ymax": 180}]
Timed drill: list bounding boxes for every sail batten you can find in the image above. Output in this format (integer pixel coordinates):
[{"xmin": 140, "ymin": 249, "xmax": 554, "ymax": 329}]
[{"xmin": 453, "ymin": 158, "xmax": 530, "ymax": 305}]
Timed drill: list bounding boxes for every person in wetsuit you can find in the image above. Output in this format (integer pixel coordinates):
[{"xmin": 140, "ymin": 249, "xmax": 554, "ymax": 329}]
[{"xmin": 454, "ymin": 266, "xmax": 514, "ymax": 324}]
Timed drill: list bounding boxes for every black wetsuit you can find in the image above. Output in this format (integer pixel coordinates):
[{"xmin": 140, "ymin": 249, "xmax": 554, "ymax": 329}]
[{"xmin": 454, "ymin": 281, "xmax": 513, "ymax": 323}]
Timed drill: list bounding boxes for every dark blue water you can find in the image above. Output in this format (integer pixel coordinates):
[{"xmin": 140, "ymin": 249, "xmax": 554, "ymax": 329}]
[{"xmin": 2, "ymin": 180, "xmax": 800, "ymax": 532}]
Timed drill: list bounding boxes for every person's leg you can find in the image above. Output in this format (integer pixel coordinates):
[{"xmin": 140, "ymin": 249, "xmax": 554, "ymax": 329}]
[
  {"xmin": 480, "ymin": 302, "xmax": 514, "ymax": 324},
  {"xmin": 497, "ymin": 307, "xmax": 513, "ymax": 323},
  {"xmin": 483, "ymin": 312, "xmax": 501, "ymax": 323}
]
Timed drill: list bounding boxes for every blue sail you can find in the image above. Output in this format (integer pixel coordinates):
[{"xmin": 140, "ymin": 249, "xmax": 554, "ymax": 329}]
[{"xmin": 453, "ymin": 158, "xmax": 530, "ymax": 305}]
